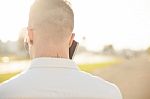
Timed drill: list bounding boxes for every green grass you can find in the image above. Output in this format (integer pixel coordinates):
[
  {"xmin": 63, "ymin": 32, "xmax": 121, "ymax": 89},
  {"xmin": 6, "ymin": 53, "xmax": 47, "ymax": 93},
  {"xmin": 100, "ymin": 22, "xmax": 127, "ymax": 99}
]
[
  {"xmin": 0, "ymin": 60, "xmax": 120, "ymax": 84},
  {"xmin": 0, "ymin": 72, "xmax": 20, "ymax": 83},
  {"xmin": 79, "ymin": 61, "xmax": 119, "ymax": 72}
]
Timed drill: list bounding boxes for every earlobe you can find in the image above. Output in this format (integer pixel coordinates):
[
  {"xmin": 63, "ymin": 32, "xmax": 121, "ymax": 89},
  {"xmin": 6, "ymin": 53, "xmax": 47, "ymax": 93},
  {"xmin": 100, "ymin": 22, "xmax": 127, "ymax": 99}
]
[{"xmin": 69, "ymin": 33, "xmax": 75, "ymax": 47}]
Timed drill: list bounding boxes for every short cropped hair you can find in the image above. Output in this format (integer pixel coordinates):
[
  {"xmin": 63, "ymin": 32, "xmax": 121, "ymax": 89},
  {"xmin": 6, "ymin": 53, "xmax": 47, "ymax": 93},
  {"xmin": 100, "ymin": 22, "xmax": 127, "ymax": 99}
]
[{"xmin": 29, "ymin": 0, "xmax": 74, "ymax": 41}]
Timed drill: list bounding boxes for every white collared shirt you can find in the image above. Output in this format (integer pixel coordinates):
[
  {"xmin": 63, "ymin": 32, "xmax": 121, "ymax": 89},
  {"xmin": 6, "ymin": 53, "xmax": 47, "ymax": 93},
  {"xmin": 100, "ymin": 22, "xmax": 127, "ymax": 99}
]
[{"xmin": 0, "ymin": 58, "xmax": 122, "ymax": 99}]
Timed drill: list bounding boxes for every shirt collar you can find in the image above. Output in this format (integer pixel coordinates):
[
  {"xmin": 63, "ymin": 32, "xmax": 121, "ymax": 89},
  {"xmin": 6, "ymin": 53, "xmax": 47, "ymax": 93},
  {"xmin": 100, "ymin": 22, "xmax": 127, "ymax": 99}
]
[{"xmin": 30, "ymin": 57, "xmax": 79, "ymax": 70}]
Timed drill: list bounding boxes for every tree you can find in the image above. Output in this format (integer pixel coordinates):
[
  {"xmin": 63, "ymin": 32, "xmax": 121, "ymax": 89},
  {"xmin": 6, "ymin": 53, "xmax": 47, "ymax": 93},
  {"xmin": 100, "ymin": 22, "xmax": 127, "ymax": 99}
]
[
  {"xmin": 77, "ymin": 46, "xmax": 87, "ymax": 53},
  {"xmin": 18, "ymin": 28, "xmax": 27, "ymax": 51},
  {"xmin": 0, "ymin": 40, "xmax": 2, "ymax": 56},
  {"xmin": 147, "ymin": 47, "xmax": 150, "ymax": 55},
  {"xmin": 102, "ymin": 44, "xmax": 115, "ymax": 54}
]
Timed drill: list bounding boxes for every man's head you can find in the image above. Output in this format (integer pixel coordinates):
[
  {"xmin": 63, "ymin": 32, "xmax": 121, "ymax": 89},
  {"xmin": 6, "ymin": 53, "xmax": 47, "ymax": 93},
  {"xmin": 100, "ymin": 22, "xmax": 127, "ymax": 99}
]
[{"xmin": 25, "ymin": 0, "xmax": 74, "ymax": 58}]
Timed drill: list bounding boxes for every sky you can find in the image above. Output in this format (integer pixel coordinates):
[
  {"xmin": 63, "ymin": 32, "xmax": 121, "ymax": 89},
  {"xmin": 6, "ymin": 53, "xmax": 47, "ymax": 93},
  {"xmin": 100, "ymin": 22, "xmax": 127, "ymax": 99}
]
[{"xmin": 0, "ymin": 0, "xmax": 150, "ymax": 51}]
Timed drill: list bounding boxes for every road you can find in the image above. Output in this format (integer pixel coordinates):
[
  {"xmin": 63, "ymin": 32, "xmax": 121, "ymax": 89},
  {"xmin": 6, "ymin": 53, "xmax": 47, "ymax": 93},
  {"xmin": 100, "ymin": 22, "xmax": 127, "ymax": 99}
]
[{"xmin": 92, "ymin": 55, "xmax": 150, "ymax": 99}]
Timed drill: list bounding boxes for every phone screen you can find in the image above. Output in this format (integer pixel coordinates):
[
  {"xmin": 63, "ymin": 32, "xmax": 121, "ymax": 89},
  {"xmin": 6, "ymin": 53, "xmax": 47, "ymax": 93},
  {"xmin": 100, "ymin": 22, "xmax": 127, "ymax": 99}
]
[{"xmin": 69, "ymin": 40, "xmax": 78, "ymax": 59}]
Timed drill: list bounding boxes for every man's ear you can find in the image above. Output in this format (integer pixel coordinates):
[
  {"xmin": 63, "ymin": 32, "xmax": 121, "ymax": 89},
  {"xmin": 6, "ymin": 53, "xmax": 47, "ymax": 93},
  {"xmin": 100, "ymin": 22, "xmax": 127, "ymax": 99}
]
[
  {"xmin": 27, "ymin": 27, "xmax": 34, "ymax": 44},
  {"xmin": 69, "ymin": 33, "xmax": 75, "ymax": 47}
]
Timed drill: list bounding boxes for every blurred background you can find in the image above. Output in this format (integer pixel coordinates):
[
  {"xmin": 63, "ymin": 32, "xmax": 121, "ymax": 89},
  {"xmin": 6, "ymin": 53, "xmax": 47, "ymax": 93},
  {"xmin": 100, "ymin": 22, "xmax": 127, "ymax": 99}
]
[{"xmin": 0, "ymin": 0, "xmax": 150, "ymax": 99}]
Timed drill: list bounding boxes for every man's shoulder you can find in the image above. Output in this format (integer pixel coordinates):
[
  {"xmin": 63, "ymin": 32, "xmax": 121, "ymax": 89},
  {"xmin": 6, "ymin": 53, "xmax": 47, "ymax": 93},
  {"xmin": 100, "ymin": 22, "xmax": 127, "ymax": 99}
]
[
  {"xmin": 78, "ymin": 71, "xmax": 114, "ymax": 86},
  {"xmin": 77, "ymin": 71, "xmax": 122, "ymax": 99},
  {"xmin": 0, "ymin": 69, "xmax": 122, "ymax": 99},
  {"xmin": 0, "ymin": 72, "xmax": 31, "ymax": 97},
  {"xmin": 0, "ymin": 81, "xmax": 18, "ymax": 98}
]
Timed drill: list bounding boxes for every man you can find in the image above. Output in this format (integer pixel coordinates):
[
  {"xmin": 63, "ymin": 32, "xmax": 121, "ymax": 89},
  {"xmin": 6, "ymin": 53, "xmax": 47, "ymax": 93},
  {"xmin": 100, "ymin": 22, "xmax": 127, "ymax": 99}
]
[{"xmin": 0, "ymin": 0, "xmax": 122, "ymax": 98}]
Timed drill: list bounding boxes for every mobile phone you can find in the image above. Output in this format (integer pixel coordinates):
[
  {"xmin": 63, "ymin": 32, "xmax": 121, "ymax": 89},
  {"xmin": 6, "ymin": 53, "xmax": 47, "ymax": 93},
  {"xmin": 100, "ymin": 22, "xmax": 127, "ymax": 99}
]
[{"xmin": 69, "ymin": 40, "xmax": 79, "ymax": 59}]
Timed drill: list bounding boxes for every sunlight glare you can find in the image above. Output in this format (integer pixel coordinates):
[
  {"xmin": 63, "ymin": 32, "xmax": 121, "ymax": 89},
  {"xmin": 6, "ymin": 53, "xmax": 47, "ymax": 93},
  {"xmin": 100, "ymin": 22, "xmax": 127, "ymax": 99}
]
[
  {"xmin": 0, "ymin": 0, "xmax": 149, "ymax": 50},
  {"xmin": 0, "ymin": 0, "xmax": 34, "ymax": 42},
  {"xmin": 1, "ymin": 57, "xmax": 10, "ymax": 63}
]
